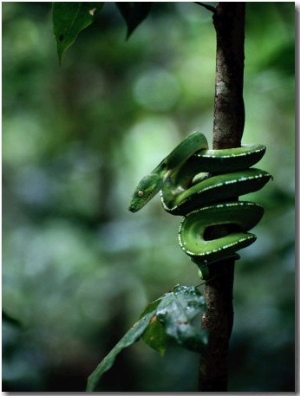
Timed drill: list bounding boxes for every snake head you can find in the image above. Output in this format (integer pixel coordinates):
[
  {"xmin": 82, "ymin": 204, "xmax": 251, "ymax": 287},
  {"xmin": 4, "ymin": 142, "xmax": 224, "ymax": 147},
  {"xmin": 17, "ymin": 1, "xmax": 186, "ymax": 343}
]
[{"xmin": 128, "ymin": 173, "xmax": 162, "ymax": 212}]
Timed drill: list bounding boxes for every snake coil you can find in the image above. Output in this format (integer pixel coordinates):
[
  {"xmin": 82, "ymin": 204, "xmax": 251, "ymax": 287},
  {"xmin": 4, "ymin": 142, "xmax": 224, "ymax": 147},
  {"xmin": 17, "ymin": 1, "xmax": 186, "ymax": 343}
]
[{"xmin": 129, "ymin": 131, "xmax": 272, "ymax": 278}]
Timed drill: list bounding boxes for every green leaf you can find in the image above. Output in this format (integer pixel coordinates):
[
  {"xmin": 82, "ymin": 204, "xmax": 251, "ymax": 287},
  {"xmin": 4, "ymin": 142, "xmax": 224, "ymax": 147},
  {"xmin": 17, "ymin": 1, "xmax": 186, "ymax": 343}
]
[
  {"xmin": 116, "ymin": 2, "xmax": 152, "ymax": 39},
  {"xmin": 86, "ymin": 312, "xmax": 153, "ymax": 392},
  {"xmin": 142, "ymin": 285, "xmax": 208, "ymax": 355},
  {"xmin": 52, "ymin": 2, "xmax": 103, "ymax": 63},
  {"xmin": 86, "ymin": 285, "xmax": 207, "ymax": 391},
  {"xmin": 156, "ymin": 285, "xmax": 208, "ymax": 353},
  {"xmin": 142, "ymin": 314, "xmax": 169, "ymax": 356},
  {"xmin": 139, "ymin": 295, "xmax": 163, "ymax": 317}
]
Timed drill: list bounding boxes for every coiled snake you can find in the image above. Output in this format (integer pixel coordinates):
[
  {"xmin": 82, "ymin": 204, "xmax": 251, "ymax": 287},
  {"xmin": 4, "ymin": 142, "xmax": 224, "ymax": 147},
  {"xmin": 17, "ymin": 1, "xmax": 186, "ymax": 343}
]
[{"xmin": 129, "ymin": 131, "xmax": 272, "ymax": 278}]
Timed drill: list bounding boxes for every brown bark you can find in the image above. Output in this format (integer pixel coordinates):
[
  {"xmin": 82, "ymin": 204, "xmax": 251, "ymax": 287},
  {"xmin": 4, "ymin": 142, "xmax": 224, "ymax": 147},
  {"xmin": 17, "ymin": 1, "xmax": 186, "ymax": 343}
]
[
  {"xmin": 198, "ymin": 3, "xmax": 246, "ymax": 392},
  {"xmin": 212, "ymin": 3, "xmax": 245, "ymax": 149}
]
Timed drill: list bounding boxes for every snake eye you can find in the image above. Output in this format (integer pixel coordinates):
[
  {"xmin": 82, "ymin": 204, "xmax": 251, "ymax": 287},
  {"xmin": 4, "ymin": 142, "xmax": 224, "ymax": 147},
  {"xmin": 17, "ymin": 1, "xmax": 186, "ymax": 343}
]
[{"xmin": 137, "ymin": 190, "xmax": 144, "ymax": 197}]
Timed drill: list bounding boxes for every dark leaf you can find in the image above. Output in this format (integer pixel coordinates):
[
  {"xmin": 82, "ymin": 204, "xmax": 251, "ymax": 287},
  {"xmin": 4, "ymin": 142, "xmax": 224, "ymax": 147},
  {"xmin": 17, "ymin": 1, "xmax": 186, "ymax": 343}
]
[
  {"xmin": 52, "ymin": 2, "xmax": 103, "ymax": 63},
  {"xmin": 116, "ymin": 2, "xmax": 152, "ymax": 39}
]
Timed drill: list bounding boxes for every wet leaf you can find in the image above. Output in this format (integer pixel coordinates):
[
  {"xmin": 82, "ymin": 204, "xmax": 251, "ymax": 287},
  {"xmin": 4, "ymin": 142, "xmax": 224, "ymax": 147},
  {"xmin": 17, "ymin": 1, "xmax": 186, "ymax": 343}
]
[
  {"xmin": 156, "ymin": 285, "xmax": 208, "ymax": 353},
  {"xmin": 86, "ymin": 285, "xmax": 207, "ymax": 391}
]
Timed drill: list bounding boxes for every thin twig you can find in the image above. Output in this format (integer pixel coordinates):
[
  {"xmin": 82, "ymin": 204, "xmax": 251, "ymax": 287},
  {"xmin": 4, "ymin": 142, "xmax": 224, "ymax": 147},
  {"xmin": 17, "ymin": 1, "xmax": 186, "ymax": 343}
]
[{"xmin": 195, "ymin": 2, "xmax": 216, "ymax": 13}]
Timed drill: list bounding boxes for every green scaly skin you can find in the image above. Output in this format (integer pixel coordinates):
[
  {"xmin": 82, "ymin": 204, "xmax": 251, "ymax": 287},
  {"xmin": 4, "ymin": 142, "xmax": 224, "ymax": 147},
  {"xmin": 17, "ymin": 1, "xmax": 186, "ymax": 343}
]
[
  {"xmin": 128, "ymin": 131, "xmax": 208, "ymax": 212},
  {"xmin": 128, "ymin": 131, "xmax": 272, "ymax": 278}
]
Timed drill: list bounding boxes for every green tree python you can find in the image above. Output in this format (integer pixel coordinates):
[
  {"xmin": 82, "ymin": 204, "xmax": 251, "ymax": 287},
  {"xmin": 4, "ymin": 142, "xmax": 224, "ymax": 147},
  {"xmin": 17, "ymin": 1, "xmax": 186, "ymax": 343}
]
[{"xmin": 129, "ymin": 131, "xmax": 272, "ymax": 278}]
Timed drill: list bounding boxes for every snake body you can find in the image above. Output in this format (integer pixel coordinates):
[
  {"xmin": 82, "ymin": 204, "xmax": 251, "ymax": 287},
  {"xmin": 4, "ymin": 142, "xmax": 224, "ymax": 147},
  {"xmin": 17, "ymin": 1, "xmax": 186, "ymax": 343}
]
[{"xmin": 129, "ymin": 131, "xmax": 272, "ymax": 276}]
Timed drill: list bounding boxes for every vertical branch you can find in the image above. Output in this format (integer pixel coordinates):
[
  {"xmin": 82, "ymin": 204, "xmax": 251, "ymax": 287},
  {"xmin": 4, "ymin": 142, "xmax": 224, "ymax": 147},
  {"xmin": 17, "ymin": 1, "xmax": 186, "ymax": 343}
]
[
  {"xmin": 213, "ymin": 3, "xmax": 245, "ymax": 148},
  {"xmin": 198, "ymin": 3, "xmax": 246, "ymax": 392}
]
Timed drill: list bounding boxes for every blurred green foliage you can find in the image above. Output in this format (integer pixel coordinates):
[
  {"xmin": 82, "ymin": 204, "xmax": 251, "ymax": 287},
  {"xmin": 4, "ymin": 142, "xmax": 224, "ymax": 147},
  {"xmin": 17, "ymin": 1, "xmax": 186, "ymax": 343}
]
[{"xmin": 2, "ymin": 2, "xmax": 295, "ymax": 392}]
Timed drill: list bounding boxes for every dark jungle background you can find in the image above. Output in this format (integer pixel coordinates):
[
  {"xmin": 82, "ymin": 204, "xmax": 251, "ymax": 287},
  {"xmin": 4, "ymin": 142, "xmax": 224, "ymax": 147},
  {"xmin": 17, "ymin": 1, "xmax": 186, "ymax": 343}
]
[{"xmin": 2, "ymin": 2, "xmax": 295, "ymax": 392}]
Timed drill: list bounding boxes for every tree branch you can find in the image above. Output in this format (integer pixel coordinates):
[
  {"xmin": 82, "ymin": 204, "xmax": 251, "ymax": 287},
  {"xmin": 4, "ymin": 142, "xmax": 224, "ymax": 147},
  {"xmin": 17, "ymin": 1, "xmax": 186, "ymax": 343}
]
[
  {"xmin": 198, "ymin": 3, "xmax": 246, "ymax": 391},
  {"xmin": 212, "ymin": 3, "xmax": 245, "ymax": 148}
]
